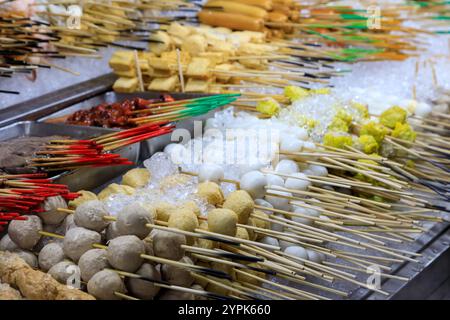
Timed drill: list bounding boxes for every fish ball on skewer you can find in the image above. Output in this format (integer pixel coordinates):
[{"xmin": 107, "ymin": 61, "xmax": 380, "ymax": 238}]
[
  {"xmin": 38, "ymin": 243, "xmax": 65, "ymax": 272},
  {"xmin": 8, "ymin": 215, "xmax": 42, "ymax": 250},
  {"xmin": 107, "ymin": 235, "xmax": 145, "ymax": 273},
  {"xmin": 284, "ymin": 173, "xmax": 311, "ymax": 191},
  {"xmin": 152, "ymin": 230, "xmax": 186, "ymax": 261},
  {"xmin": 284, "ymin": 246, "xmax": 308, "ymax": 262},
  {"xmin": 14, "ymin": 250, "xmax": 38, "ymax": 268},
  {"xmin": 265, "ymin": 190, "xmax": 292, "ymax": 211},
  {"xmin": 240, "ymin": 171, "xmax": 267, "ymax": 199},
  {"xmin": 223, "ymin": 190, "xmax": 254, "ymax": 224},
  {"xmin": 68, "ymin": 190, "xmax": 97, "ymax": 209},
  {"xmin": 116, "ymin": 203, "xmax": 154, "ymax": 239},
  {"xmin": 161, "ymin": 257, "xmax": 194, "ymax": 287},
  {"xmin": 48, "ymin": 261, "xmax": 80, "ymax": 285},
  {"xmin": 167, "ymin": 208, "xmax": 199, "ymax": 233},
  {"xmin": 127, "ymin": 263, "xmax": 161, "ymax": 300},
  {"xmin": 197, "ymin": 181, "xmax": 224, "ymax": 206},
  {"xmin": 307, "ymin": 165, "xmax": 328, "ymax": 177},
  {"xmin": 78, "ymin": 249, "xmax": 110, "ymax": 282},
  {"xmin": 63, "ymin": 227, "xmax": 101, "ymax": 262},
  {"xmin": 275, "ymin": 159, "xmax": 299, "ymax": 175},
  {"xmin": 208, "ymin": 208, "xmax": 238, "ymax": 236},
  {"xmin": 0, "ymin": 234, "xmax": 19, "ymax": 252},
  {"xmin": 74, "ymin": 200, "xmax": 110, "ymax": 232},
  {"xmin": 87, "ymin": 269, "xmax": 126, "ymax": 300},
  {"xmin": 306, "ymin": 250, "xmax": 326, "ymax": 264},
  {"xmin": 260, "ymin": 236, "xmax": 279, "ymax": 248},
  {"xmin": 122, "ymin": 168, "xmax": 151, "ymax": 188},
  {"xmin": 38, "ymin": 196, "xmax": 68, "ymax": 225},
  {"xmin": 265, "ymin": 174, "xmax": 284, "ymax": 187}
]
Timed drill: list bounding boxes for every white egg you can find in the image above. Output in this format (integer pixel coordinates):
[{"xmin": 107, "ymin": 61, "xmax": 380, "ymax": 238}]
[
  {"xmin": 265, "ymin": 174, "xmax": 284, "ymax": 187},
  {"xmin": 284, "ymin": 246, "xmax": 308, "ymax": 262},
  {"xmin": 306, "ymin": 250, "xmax": 326, "ymax": 263},
  {"xmin": 284, "ymin": 173, "xmax": 311, "ymax": 191},
  {"xmin": 279, "ymin": 233, "xmax": 297, "ymax": 250},
  {"xmin": 198, "ymin": 163, "xmax": 224, "ymax": 183},
  {"xmin": 308, "ymin": 165, "xmax": 328, "ymax": 177},
  {"xmin": 265, "ymin": 190, "xmax": 292, "ymax": 211},
  {"xmin": 260, "ymin": 236, "xmax": 279, "ymax": 248},
  {"xmin": 240, "ymin": 171, "xmax": 267, "ymax": 199},
  {"xmin": 280, "ymin": 139, "xmax": 304, "ymax": 153},
  {"xmin": 275, "ymin": 160, "xmax": 299, "ymax": 175}
]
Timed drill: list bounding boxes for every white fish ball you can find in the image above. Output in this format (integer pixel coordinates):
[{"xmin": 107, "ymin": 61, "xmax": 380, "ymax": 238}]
[
  {"xmin": 240, "ymin": 171, "xmax": 267, "ymax": 199},
  {"xmin": 279, "ymin": 233, "xmax": 297, "ymax": 250},
  {"xmin": 265, "ymin": 190, "xmax": 292, "ymax": 211},
  {"xmin": 308, "ymin": 165, "xmax": 328, "ymax": 177},
  {"xmin": 284, "ymin": 246, "xmax": 308, "ymax": 262},
  {"xmin": 260, "ymin": 236, "xmax": 279, "ymax": 248},
  {"xmin": 254, "ymin": 199, "xmax": 274, "ymax": 215},
  {"xmin": 198, "ymin": 163, "xmax": 224, "ymax": 183},
  {"xmin": 306, "ymin": 250, "xmax": 326, "ymax": 263},
  {"xmin": 275, "ymin": 160, "xmax": 299, "ymax": 175},
  {"xmin": 280, "ymin": 139, "xmax": 303, "ymax": 153},
  {"xmin": 284, "ymin": 173, "xmax": 311, "ymax": 191},
  {"xmin": 265, "ymin": 174, "xmax": 284, "ymax": 187}
]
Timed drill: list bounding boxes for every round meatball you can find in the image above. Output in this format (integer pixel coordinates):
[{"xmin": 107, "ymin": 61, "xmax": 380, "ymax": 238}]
[
  {"xmin": 38, "ymin": 196, "xmax": 67, "ymax": 225},
  {"xmin": 207, "ymin": 208, "xmax": 237, "ymax": 236},
  {"xmin": 105, "ymin": 222, "xmax": 123, "ymax": 241},
  {"xmin": 8, "ymin": 215, "xmax": 42, "ymax": 250},
  {"xmin": 116, "ymin": 203, "xmax": 154, "ymax": 239},
  {"xmin": 154, "ymin": 202, "xmax": 176, "ymax": 222},
  {"xmin": 74, "ymin": 200, "xmax": 109, "ymax": 232},
  {"xmin": 167, "ymin": 208, "xmax": 198, "ymax": 233},
  {"xmin": 63, "ymin": 227, "xmax": 101, "ymax": 262},
  {"xmin": 38, "ymin": 242, "xmax": 65, "ymax": 272},
  {"xmin": 107, "ymin": 235, "xmax": 144, "ymax": 272},
  {"xmin": 122, "ymin": 168, "xmax": 151, "ymax": 188},
  {"xmin": 161, "ymin": 257, "xmax": 194, "ymax": 287},
  {"xmin": 48, "ymin": 261, "xmax": 79, "ymax": 285},
  {"xmin": 127, "ymin": 263, "xmax": 161, "ymax": 300},
  {"xmin": 152, "ymin": 230, "xmax": 186, "ymax": 261},
  {"xmin": 87, "ymin": 269, "xmax": 125, "ymax": 300},
  {"xmin": 197, "ymin": 182, "xmax": 224, "ymax": 206},
  {"xmin": 0, "ymin": 234, "xmax": 19, "ymax": 252},
  {"xmin": 222, "ymin": 190, "xmax": 254, "ymax": 224},
  {"xmin": 240, "ymin": 171, "xmax": 267, "ymax": 199},
  {"xmin": 15, "ymin": 250, "xmax": 38, "ymax": 268},
  {"xmin": 68, "ymin": 190, "xmax": 97, "ymax": 209},
  {"xmin": 79, "ymin": 249, "xmax": 110, "ymax": 282}
]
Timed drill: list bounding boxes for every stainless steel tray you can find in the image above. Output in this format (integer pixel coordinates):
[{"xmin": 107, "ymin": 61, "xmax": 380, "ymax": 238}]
[{"xmin": 0, "ymin": 121, "xmax": 139, "ymax": 191}]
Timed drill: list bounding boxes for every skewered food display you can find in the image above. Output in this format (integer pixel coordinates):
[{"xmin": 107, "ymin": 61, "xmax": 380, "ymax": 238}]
[{"xmin": 0, "ymin": 0, "xmax": 449, "ymax": 303}]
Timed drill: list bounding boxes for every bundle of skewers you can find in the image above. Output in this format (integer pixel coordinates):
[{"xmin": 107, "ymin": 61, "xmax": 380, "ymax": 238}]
[
  {"xmin": 29, "ymin": 122, "xmax": 174, "ymax": 171},
  {"xmin": 0, "ymin": 173, "xmax": 79, "ymax": 232}
]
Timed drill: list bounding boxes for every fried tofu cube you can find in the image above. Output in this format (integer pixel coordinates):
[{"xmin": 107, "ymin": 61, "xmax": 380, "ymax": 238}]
[
  {"xmin": 215, "ymin": 63, "xmax": 234, "ymax": 82},
  {"xmin": 198, "ymin": 52, "xmax": 226, "ymax": 65},
  {"xmin": 109, "ymin": 51, "xmax": 135, "ymax": 72},
  {"xmin": 116, "ymin": 68, "xmax": 136, "ymax": 78},
  {"xmin": 185, "ymin": 78, "xmax": 210, "ymax": 93},
  {"xmin": 148, "ymin": 75, "xmax": 179, "ymax": 92},
  {"xmin": 186, "ymin": 57, "xmax": 211, "ymax": 78},
  {"xmin": 113, "ymin": 77, "xmax": 138, "ymax": 93}
]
